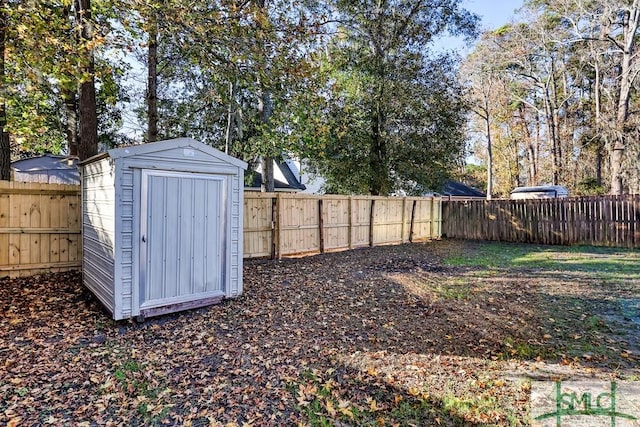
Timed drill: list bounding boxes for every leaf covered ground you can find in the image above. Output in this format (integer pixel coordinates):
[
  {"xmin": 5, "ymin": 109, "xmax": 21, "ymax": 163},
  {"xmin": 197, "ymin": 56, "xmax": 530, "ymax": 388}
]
[{"xmin": 0, "ymin": 240, "xmax": 638, "ymax": 426}]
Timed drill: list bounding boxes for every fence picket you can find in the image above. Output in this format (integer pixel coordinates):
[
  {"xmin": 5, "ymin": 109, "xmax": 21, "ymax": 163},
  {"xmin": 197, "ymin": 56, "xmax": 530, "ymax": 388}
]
[
  {"xmin": 0, "ymin": 182, "xmax": 81, "ymax": 277},
  {"xmin": 244, "ymin": 193, "xmax": 442, "ymax": 255},
  {"xmin": 442, "ymin": 195, "xmax": 640, "ymax": 249}
]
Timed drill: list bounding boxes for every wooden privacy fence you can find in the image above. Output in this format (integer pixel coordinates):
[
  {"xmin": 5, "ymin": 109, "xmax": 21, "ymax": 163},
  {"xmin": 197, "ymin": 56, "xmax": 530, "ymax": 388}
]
[
  {"xmin": 0, "ymin": 182, "xmax": 81, "ymax": 277},
  {"xmin": 0, "ymin": 183, "xmax": 442, "ymax": 277},
  {"xmin": 443, "ymin": 195, "xmax": 640, "ymax": 249},
  {"xmin": 244, "ymin": 193, "xmax": 442, "ymax": 258}
]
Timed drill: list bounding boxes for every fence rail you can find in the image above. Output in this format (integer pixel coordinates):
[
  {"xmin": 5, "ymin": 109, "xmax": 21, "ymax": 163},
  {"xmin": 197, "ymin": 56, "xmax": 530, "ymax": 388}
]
[
  {"xmin": 0, "ymin": 182, "xmax": 81, "ymax": 277},
  {"xmin": 442, "ymin": 196, "xmax": 640, "ymax": 249},
  {"xmin": 0, "ymin": 184, "xmax": 442, "ymax": 277}
]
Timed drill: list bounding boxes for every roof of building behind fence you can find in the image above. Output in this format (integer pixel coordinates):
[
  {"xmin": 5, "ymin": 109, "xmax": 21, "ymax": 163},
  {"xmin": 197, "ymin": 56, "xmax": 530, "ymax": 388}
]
[
  {"xmin": 442, "ymin": 180, "xmax": 485, "ymax": 197},
  {"xmin": 11, "ymin": 154, "xmax": 80, "ymax": 185}
]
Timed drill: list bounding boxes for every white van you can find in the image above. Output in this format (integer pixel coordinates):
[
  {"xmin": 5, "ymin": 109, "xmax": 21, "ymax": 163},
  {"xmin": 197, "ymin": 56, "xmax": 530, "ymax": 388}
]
[{"xmin": 509, "ymin": 185, "xmax": 569, "ymax": 199}]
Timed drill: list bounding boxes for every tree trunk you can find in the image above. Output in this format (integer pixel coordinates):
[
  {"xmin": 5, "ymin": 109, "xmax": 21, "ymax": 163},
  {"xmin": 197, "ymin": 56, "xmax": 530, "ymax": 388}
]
[
  {"xmin": 225, "ymin": 79, "xmax": 235, "ymax": 154},
  {"xmin": 63, "ymin": 88, "xmax": 79, "ymax": 156},
  {"xmin": 553, "ymin": 107, "xmax": 562, "ymax": 183},
  {"xmin": 610, "ymin": 2, "xmax": 640, "ymax": 195},
  {"xmin": 517, "ymin": 104, "xmax": 536, "ymax": 185},
  {"xmin": 594, "ymin": 60, "xmax": 603, "ymax": 187},
  {"xmin": 147, "ymin": 15, "xmax": 158, "ymax": 143},
  {"xmin": 255, "ymin": 0, "xmax": 275, "ymax": 192},
  {"xmin": 484, "ymin": 104, "xmax": 493, "ymax": 200},
  {"xmin": 369, "ymin": 99, "xmax": 387, "ymax": 196},
  {"xmin": 258, "ymin": 87, "xmax": 275, "ymax": 192},
  {"xmin": 0, "ymin": 0, "xmax": 10, "ymax": 180},
  {"xmin": 75, "ymin": 0, "xmax": 98, "ymax": 160},
  {"xmin": 610, "ymin": 145, "xmax": 624, "ymax": 194},
  {"xmin": 260, "ymin": 156, "xmax": 274, "ymax": 193},
  {"xmin": 0, "ymin": 132, "xmax": 7, "ymax": 181},
  {"xmin": 547, "ymin": 60, "xmax": 563, "ymax": 186},
  {"xmin": 544, "ymin": 85, "xmax": 560, "ymax": 185},
  {"xmin": 533, "ymin": 108, "xmax": 542, "ymax": 185},
  {"xmin": 369, "ymin": 64, "xmax": 388, "ymax": 196}
]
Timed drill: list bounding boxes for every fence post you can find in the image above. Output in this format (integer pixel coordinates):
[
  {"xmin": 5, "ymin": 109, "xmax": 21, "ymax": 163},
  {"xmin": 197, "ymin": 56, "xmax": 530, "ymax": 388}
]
[
  {"xmin": 318, "ymin": 198, "xmax": 324, "ymax": 253},
  {"xmin": 270, "ymin": 194, "xmax": 283, "ymax": 259},
  {"xmin": 430, "ymin": 197, "xmax": 437, "ymax": 239},
  {"xmin": 634, "ymin": 195, "xmax": 640, "ymax": 249},
  {"xmin": 270, "ymin": 195, "xmax": 277, "ymax": 259},
  {"xmin": 401, "ymin": 197, "xmax": 407, "ymax": 243},
  {"xmin": 369, "ymin": 198, "xmax": 375, "ymax": 247},
  {"xmin": 348, "ymin": 196, "xmax": 353, "ymax": 249},
  {"xmin": 409, "ymin": 199, "xmax": 417, "ymax": 243},
  {"xmin": 440, "ymin": 198, "xmax": 446, "ymax": 238}
]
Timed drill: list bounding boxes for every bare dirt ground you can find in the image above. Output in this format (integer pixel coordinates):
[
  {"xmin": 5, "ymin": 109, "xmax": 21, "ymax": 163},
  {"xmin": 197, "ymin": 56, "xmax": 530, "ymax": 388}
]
[{"xmin": 0, "ymin": 240, "xmax": 638, "ymax": 426}]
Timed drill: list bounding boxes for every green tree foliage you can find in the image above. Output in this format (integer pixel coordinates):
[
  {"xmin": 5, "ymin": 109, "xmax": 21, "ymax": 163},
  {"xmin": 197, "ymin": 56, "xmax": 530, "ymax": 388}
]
[
  {"xmin": 117, "ymin": 0, "xmax": 326, "ymax": 188},
  {"xmin": 455, "ymin": 164, "xmax": 488, "ymax": 194},
  {"xmin": 6, "ymin": 0, "xmax": 477, "ymax": 195},
  {"xmin": 4, "ymin": 1, "xmax": 72, "ymax": 156},
  {"xmin": 308, "ymin": 0, "xmax": 478, "ymax": 195},
  {"xmin": 3, "ymin": 0, "xmax": 124, "ymax": 159}
]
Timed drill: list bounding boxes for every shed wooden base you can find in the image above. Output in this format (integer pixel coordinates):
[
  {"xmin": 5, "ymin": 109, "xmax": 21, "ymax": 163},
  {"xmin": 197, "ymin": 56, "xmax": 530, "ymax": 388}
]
[{"xmin": 138, "ymin": 295, "xmax": 224, "ymax": 320}]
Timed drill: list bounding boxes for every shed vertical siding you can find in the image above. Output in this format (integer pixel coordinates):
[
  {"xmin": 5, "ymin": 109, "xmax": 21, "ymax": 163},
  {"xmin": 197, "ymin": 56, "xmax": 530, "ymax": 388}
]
[
  {"xmin": 117, "ymin": 166, "xmax": 135, "ymax": 318},
  {"xmin": 229, "ymin": 173, "xmax": 243, "ymax": 296},
  {"xmin": 82, "ymin": 158, "xmax": 116, "ymax": 314},
  {"xmin": 119, "ymin": 153, "xmax": 245, "ymax": 303}
]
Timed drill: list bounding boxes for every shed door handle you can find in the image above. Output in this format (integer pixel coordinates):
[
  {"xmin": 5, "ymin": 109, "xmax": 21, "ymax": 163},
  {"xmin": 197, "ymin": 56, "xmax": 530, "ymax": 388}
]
[{"xmin": 142, "ymin": 235, "xmax": 146, "ymax": 243}]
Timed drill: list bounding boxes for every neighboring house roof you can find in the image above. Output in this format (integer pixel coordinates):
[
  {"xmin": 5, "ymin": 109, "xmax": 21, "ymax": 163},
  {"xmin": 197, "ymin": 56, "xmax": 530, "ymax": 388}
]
[
  {"xmin": 441, "ymin": 180, "xmax": 485, "ymax": 197},
  {"xmin": 286, "ymin": 158, "xmax": 325, "ymax": 194},
  {"xmin": 247, "ymin": 160, "xmax": 306, "ymax": 191},
  {"xmin": 11, "ymin": 154, "xmax": 80, "ymax": 185}
]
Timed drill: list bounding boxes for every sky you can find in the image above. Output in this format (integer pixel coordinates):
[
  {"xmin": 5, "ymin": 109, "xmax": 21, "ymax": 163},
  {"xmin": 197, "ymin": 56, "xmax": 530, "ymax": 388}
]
[
  {"xmin": 466, "ymin": 0, "xmax": 524, "ymax": 30},
  {"xmin": 436, "ymin": 0, "xmax": 525, "ymax": 53}
]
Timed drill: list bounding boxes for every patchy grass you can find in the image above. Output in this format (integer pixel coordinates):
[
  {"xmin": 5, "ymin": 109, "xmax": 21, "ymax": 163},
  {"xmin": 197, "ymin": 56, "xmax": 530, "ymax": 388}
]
[
  {"xmin": 441, "ymin": 241, "xmax": 640, "ymax": 364},
  {"xmin": 443, "ymin": 241, "xmax": 640, "ymax": 281},
  {"xmin": 0, "ymin": 240, "xmax": 638, "ymax": 426}
]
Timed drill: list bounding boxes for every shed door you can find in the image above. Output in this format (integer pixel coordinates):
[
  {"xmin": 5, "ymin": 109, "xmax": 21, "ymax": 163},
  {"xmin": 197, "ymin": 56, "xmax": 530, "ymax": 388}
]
[{"xmin": 139, "ymin": 170, "xmax": 226, "ymax": 310}]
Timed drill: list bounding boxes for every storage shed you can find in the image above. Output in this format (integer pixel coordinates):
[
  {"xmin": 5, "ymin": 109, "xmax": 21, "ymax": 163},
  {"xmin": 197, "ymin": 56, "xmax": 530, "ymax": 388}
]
[
  {"xmin": 81, "ymin": 138, "xmax": 247, "ymax": 320},
  {"xmin": 510, "ymin": 185, "xmax": 569, "ymax": 199}
]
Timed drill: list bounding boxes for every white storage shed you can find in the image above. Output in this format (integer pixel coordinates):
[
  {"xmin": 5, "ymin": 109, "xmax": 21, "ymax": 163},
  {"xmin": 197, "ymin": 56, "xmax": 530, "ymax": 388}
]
[
  {"xmin": 510, "ymin": 185, "xmax": 569, "ymax": 200},
  {"xmin": 80, "ymin": 138, "xmax": 247, "ymax": 320}
]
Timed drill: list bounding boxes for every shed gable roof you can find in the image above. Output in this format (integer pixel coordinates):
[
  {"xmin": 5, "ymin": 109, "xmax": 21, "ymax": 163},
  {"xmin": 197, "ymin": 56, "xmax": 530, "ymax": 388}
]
[{"xmin": 100, "ymin": 138, "xmax": 247, "ymax": 169}]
